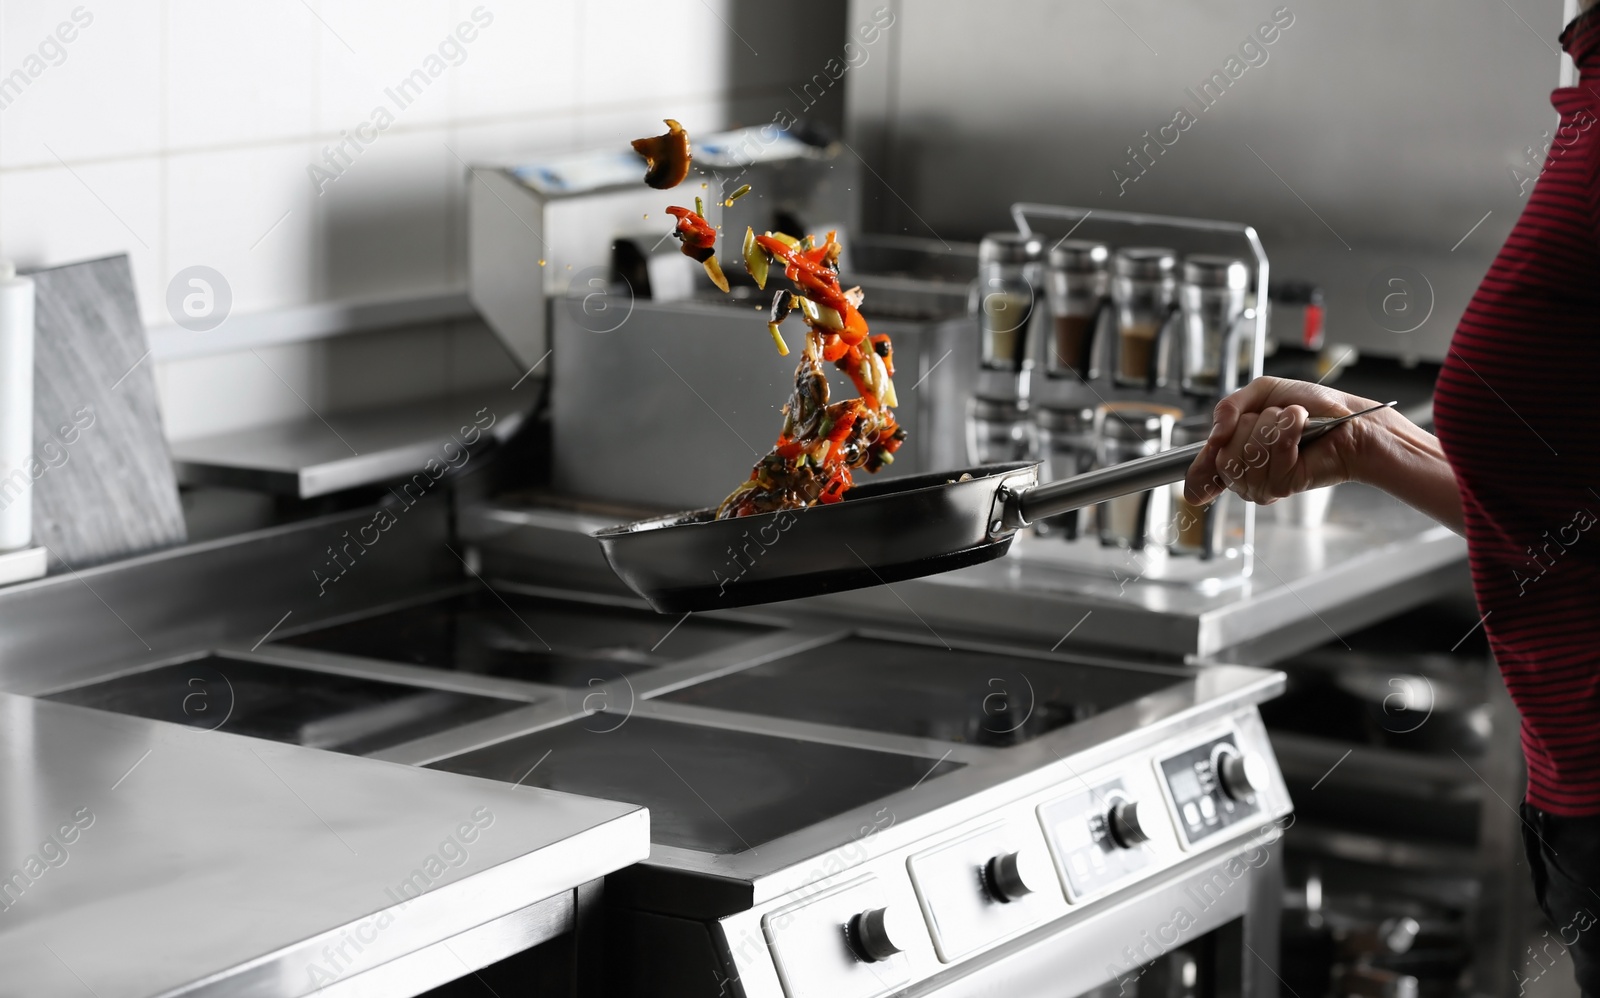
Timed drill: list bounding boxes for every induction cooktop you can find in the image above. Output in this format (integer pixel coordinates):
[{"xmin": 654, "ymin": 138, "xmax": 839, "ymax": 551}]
[
  {"xmin": 427, "ymin": 715, "xmax": 963, "ymax": 854},
  {"xmin": 45, "ymin": 654, "xmax": 525, "ymax": 755},
  {"xmin": 657, "ymin": 635, "xmax": 1185, "ymax": 746},
  {"xmin": 276, "ymin": 590, "xmax": 773, "ymax": 686}
]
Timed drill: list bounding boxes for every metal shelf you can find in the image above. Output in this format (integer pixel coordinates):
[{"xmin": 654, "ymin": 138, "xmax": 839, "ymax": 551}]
[{"xmin": 171, "ymin": 386, "xmax": 530, "ymax": 498}]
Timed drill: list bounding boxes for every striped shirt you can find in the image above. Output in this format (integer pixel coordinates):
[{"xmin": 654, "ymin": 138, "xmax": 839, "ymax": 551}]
[{"xmin": 1433, "ymin": 10, "xmax": 1600, "ymax": 816}]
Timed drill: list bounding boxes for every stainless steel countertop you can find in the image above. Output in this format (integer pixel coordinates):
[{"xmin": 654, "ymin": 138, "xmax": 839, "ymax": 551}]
[
  {"xmin": 0, "ymin": 692, "xmax": 648, "ymax": 998},
  {"xmin": 801, "ymin": 483, "xmax": 1466, "ymax": 664}
]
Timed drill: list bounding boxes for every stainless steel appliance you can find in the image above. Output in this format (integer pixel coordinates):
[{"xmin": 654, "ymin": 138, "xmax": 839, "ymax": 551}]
[
  {"xmin": 14, "ymin": 508, "xmax": 1294, "ymax": 998},
  {"xmin": 382, "ymin": 609, "xmax": 1295, "ymax": 998},
  {"xmin": 467, "ymin": 125, "xmax": 973, "ymax": 513},
  {"xmin": 467, "ymin": 125, "xmax": 859, "ymax": 370},
  {"xmin": 548, "ymin": 288, "xmax": 970, "ymax": 512}
]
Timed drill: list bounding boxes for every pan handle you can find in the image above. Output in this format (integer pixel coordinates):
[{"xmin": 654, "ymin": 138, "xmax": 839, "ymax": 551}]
[{"xmin": 998, "ymin": 401, "xmax": 1396, "ymax": 530}]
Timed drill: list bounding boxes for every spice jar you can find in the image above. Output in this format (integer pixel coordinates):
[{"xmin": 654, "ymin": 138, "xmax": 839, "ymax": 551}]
[
  {"xmin": 1111, "ymin": 248, "xmax": 1179, "ymax": 388},
  {"xmin": 1034, "ymin": 404, "xmax": 1098, "ymax": 538},
  {"xmin": 1168, "ymin": 418, "xmax": 1226, "ymax": 558},
  {"xmin": 967, "ymin": 396, "xmax": 1037, "ymax": 465},
  {"xmin": 1179, "ymin": 255, "xmax": 1250, "ymax": 396},
  {"xmin": 1044, "ymin": 240, "xmax": 1111, "ymax": 380},
  {"xmin": 1095, "ymin": 402, "xmax": 1181, "ymax": 549},
  {"xmin": 975, "ymin": 232, "xmax": 1044, "ymax": 371}
]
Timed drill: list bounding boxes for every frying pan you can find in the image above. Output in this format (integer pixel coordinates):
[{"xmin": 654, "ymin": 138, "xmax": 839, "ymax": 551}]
[{"xmin": 596, "ymin": 402, "xmax": 1394, "ymax": 613}]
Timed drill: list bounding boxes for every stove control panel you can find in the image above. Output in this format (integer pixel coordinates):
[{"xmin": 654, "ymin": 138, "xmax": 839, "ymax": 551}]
[
  {"xmin": 1037, "ymin": 777, "xmax": 1156, "ymax": 901},
  {"xmin": 763, "ymin": 875, "xmax": 915, "ymax": 998},
  {"xmin": 730, "ymin": 710, "xmax": 1286, "ymax": 997},
  {"xmin": 1158, "ymin": 731, "xmax": 1262, "ymax": 849},
  {"xmin": 906, "ymin": 821, "xmax": 1059, "ymax": 962},
  {"xmin": 984, "ymin": 848, "xmax": 1051, "ymax": 903},
  {"xmin": 845, "ymin": 905, "xmax": 912, "ymax": 963}
]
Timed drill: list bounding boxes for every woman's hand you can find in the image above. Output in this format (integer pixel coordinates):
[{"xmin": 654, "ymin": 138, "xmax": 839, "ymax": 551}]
[
  {"xmin": 1184, "ymin": 376, "xmax": 1466, "ymax": 535},
  {"xmin": 1184, "ymin": 377, "xmax": 1385, "ymax": 506}
]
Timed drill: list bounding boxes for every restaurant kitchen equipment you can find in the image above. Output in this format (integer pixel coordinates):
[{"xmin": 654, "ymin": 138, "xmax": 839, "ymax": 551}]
[
  {"xmin": 596, "ymin": 405, "xmax": 1391, "ymax": 613},
  {"xmin": 4, "ymin": 504, "xmax": 1294, "ymax": 997},
  {"xmin": 469, "ymin": 124, "xmax": 973, "ymax": 513},
  {"xmin": 518, "ymin": 195, "xmax": 1282, "ymax": 606},
  {"xmin": 462, "ymin": 142, "xmax": 1369, "ymax": 614},
  {"xmin": 467, "ymin": 123, "xmax": 858, "ymax": 373},
  {"xmin": 458, "ymin": 128, "xmax": 1462, "ymax": 996},
  {"xmin": 470, "ymin": 167, "xmax": 1310, "ymax": 594},
  {"xmin": 0, "ymin": 121, "xmax": 1366, "ymax": 998},
  {"xmin": 0, "ymin": 685, "xmax": 647, "ymax": 997}
]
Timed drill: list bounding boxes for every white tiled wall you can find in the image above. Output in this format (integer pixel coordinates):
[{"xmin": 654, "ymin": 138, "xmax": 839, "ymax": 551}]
[
  {"xmin": 154, "ymin": 317, "xmax": 518, "ymax": 438},
  {"xmin": 0, "ymin": 0, "xmax": 844, "ymax": 440}
]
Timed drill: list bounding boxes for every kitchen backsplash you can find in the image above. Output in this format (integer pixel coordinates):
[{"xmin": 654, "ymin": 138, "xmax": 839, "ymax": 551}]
[{"xmin": 0, "ymin": 0, "xmax": 843, "ymax": 440}]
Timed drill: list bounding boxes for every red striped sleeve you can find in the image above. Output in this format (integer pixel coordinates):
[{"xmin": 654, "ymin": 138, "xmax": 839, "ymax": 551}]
[{"xmin": 1432, "ymin": 10, "xmax": 1600, "ymax": 817}]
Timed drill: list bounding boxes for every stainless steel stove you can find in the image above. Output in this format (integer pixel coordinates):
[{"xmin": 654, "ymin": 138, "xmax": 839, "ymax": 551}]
[
  {"xmin": 275, "ymin": 588, "xmax": 774, "ymax": 685},
  {"xmin": 39, "ymin": 574, "xmax": 1287, "ymax": 998}
]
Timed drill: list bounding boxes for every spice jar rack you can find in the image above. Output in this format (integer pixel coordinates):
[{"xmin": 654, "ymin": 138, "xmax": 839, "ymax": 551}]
[{"xmin": 971, "ymin": 202, "xmax": 1270, "ymax": 587}]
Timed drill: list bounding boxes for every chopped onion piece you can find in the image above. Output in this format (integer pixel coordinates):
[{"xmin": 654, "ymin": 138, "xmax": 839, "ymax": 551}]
[
  {"xmin": 743, "ymin": 227, "xmax": 768, "ymax": 290},
  {"xmin": 703, "ymin": 255, "xmax": 730, "ymax": 293},
  {"xmin": 868, "ymin": 351, "xmax": 896, "ymax": 407},
  {"xmin": 796, "ymin": 295, "xmax": 843, "ymax": 330}
]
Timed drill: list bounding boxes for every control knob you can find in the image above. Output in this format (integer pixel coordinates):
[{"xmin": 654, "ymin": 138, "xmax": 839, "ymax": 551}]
[
  {"xmin": 847, "ymin": 906, "xmax": 910, "ymax": 962},
  {"xmin": 1108, "ymin": 800, "xmax": 1150, "ymax": 848},
  {"xmin": 984, "ymin": 849, "xmax": 1050, "ymax": 903},
  {"xmin": 1216, "ymin": 748, "xmax": 1268, "ymax": 801}
]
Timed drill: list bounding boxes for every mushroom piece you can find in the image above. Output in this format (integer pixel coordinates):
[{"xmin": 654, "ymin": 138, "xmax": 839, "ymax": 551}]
[{"xmin": 630, "ymin": 118, "xmax": 692, "ymax": 190}]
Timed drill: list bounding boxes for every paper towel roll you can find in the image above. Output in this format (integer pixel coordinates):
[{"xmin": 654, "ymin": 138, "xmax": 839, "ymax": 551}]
[{"xmin": 0, "ymin": 262, "xmax": 36, "ymax": 552}]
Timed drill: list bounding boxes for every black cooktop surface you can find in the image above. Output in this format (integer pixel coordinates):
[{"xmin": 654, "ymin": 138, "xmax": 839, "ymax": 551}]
[
  {"xmin": 658, "ymin": 636, "xmax": 1184, "ymax": 746},
  {"xmin": 277, "ymin": 591, "xmax": 772, "ymax": 687},
  {"xmin": 46, "ymin": 654, "xmax": 524, "ymax": 755},
  {"xmin": 428, "ymin": 715, "xmax": 961, "ymax": 853}
]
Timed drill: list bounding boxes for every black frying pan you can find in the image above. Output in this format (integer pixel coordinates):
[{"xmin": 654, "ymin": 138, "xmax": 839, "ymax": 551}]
[{"xmin": 595, "ymin": 403, "xmax": 1394, "ymax": 613}]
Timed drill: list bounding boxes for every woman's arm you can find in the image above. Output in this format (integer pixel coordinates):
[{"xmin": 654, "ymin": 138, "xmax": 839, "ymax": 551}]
[{"xmin": 1183, "ymin": 377, "xmax": 1466, "ymax": 535}]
